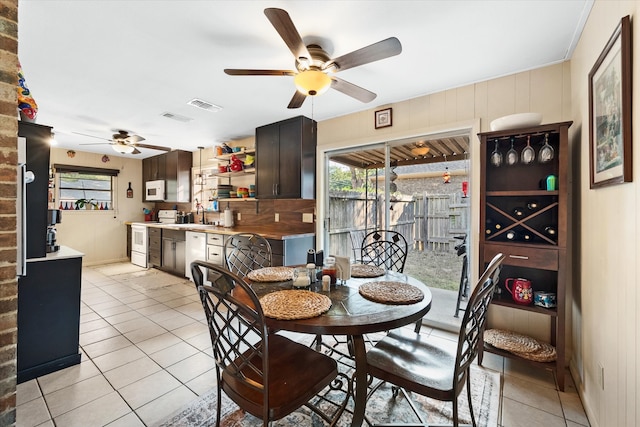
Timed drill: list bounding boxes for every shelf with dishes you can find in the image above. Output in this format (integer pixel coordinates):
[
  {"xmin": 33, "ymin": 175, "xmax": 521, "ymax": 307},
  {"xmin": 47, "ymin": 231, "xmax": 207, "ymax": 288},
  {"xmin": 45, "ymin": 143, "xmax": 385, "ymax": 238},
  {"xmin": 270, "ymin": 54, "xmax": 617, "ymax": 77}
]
[{"xmin": 210, "ymin": 168, "xmax": 255, "ymax": 178}]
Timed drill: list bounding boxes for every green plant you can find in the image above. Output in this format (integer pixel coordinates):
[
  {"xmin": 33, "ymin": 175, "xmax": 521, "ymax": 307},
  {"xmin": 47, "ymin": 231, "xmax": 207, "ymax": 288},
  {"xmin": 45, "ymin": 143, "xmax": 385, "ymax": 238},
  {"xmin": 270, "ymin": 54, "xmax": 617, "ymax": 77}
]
[{"xmin": 74, "ymin": 198, "xmax": 98, "ymax": 209}]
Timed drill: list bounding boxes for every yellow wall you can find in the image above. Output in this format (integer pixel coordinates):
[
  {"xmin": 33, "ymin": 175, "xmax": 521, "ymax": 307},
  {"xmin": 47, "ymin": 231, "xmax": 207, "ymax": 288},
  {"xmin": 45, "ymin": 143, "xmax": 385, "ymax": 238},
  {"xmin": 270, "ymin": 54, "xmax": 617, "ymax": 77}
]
[
  {"xmin": 50, "ymin": 148, "xmax": 151, "ymax": 265},
  {"xmin": 569, "ymin": 1, "xmax": 639, "ymax": 426}
]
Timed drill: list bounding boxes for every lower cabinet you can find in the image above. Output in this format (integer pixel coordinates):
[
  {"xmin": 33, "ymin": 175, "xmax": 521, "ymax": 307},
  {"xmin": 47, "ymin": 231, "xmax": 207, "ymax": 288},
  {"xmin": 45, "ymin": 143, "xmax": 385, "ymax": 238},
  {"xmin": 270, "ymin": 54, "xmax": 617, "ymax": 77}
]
[
  {"xmin": 161, "ymin": 229, "xmax": 185, "ymax": 277},
  {"xmin": 267, "ymin": 235, "xmax": 315, "ymax": 266},
  {"xmin": 206, "ymin": 233, "xmax": 227, "ymax": 267},
  {"xmin": 148, "ymin": 227, "xmax": 162, "ymax": 267},
  {"xmin": 18, "ymin": 249, "xmax": 83, "ymax": 383}
]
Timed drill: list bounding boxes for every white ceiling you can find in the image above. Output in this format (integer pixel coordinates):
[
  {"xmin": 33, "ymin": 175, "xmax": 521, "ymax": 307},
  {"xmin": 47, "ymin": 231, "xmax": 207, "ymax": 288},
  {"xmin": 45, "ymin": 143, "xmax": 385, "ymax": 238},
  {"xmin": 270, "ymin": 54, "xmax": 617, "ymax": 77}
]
[{"xmin": 18, "ymin": 0, "xmax": 593, "ymax": 159}]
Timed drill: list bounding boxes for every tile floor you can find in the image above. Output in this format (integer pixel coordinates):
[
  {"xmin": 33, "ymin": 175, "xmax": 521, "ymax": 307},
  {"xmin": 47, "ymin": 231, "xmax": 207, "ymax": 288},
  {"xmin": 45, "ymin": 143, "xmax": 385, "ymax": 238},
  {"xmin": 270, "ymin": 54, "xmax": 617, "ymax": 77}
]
[{"xmin": 16, "ymin": 262, "xmax": 590, "ymax": 427}]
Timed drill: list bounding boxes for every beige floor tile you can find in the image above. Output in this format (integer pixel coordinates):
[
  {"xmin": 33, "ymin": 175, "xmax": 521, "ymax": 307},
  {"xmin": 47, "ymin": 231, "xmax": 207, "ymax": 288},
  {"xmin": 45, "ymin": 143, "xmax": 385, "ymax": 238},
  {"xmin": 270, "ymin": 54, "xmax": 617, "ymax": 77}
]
[
  {"xmin": 135, "ymin": 385, "xmax": 198, "ymax": 426},
  {"xmin": 163, "ymin": 296, "xmax": 198, "ymax": 308},
  {"xmin": 185, "ymin": 330, "xmax": 214, "ymax": 351},
  {"xmin": 82, "ymin": 335, "xmax": 133, "ymax": 359},
  {"xmin": 148, "ymin": 308, "xmax": 184, "ymax": 323},
  {"xmin": 112, "ymin": 317, "xmax": 155, "ymax": 334},
  {"xmin": 34, "ymin": 420, "xmax": 54, "ymax": 427},
  {"xmin": 118, "ymin": 370, "xmax": 182, "ymax": 409},
  {"xmin": 103, "ymin": 356, "xmax": 162, "ymax": 390},
  {"xmin": 185, "ymin": 368, "xmax": 218, "ymax": 396},
  {"xmin": 44, "ymin": 375, "xmax": 114, "ymax": 417},
  {"xmin": 37, "ymin": 359, "xmax": 101, "ymax": 395},
  {"xmin": 136, "ymin": 332, "xmax": 182, "ymax": 355},
  {"xmin": 503, "ymin": 375, "xmax": 563, "ymax": 417},
  {"xmin": 479, "ymin": 352, "xmax": 504, "ymax": 373},
  {"xmin": 501, "ymin": 397, "xmax": 566, "ymax": 427},
  {"xmin": 149, "ymin": 341, "xmax": 200, "ymax": 368},
  {"xmin": 503, "ymin": 358, "xmax": 556, "ymax": 389},
  {"xmin": 79, "ymin": 325, "xmax": 121, "ymax": 346},
  {"xmin": 52, "ymin": 391, "xmax": 131, "ymax": 427},
  {"xmin": 560, "ymin": 391, "xmax": 590, "ymax": 425},
  {"xmin": 171, "ymin": 321, "xmax": 208, "ymax": 340},
  {"xmin": 104, "ymin": 412, "xmax": 146, "ymax": 427},
  {"xmin": 566, "ymin": 420, "xmax": 590, "ymax": 427},
  {"xmin": 79, "ymin": 311, "xmax": 101, "ymax": 323},
  {"xmin": 92, "ymin": 303, "xmax": 133, "ymax": 318},
  {"xmin": 92, "ymin": 345, "xmax": 146, "ymax": 372},
  {"xmin": 134, "ymin": 302, "xmax": 171, "ymax": 315},
  {"xmin": 118, "ymin": 293, "xmax": 150, "ymax": 305},
  {"xmin": 16, "ymin": 396, "xmax": 50, "ymax": 427},
  {"xmin": 104, "ymin": 310, "xmax": 143, "ymax": 326},
  {"xmin": 16, "ymin": 380, "xmax": 41, "ymax": 406},
  {"xmin": 165, "ymin": 352, "xmax": 215, "ymax": 384},
  {"xmin": 124, "ymin": 323, "xmax": 168, "ymax": 343},
  {"xmin": 154, "ymin": 313, "xmax": 197, "ymax": 331},
  {"xmin": 79, "ymin": 318, "xmax": 112, "ymax": 334}
]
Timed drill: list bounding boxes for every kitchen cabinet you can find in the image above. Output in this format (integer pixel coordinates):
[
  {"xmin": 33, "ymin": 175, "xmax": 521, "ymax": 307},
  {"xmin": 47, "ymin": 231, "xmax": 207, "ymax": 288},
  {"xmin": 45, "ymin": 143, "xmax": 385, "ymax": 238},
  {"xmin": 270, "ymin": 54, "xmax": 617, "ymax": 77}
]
[
  {"xmin": 148, "ymin": 227, "xmax": 162, "ymax": 267},
  {"xmin": 477, "ymin": 121, "xmax": 571, "ymax": 391},
  {"xmin": 206, "ymin": 233, "xmax": 227, "ymax": 266},
  {"xmin": 161, "ymin": 229, "xmax": 185, "ymax": 276},
  {"xmin": 267, "ymin": 235, "xmax": 315, "ymax": 266},
  {"xmin": 19, "ymin": 122, "xmax": 52, "ymax": 259},
  {"xmin": 142, "ymin": 150, "xmax": 192, "ymax": 202},
  {"xmin": 185, "ymin": 231, "xmax": 207, "ymax": 281},
  {"xmin": 255, "ymin": 115, "xmax": 316, "ymax": 199},
  {"xmin": 18, "ymin": 247, "xmax": 83, "ymax": 383}
]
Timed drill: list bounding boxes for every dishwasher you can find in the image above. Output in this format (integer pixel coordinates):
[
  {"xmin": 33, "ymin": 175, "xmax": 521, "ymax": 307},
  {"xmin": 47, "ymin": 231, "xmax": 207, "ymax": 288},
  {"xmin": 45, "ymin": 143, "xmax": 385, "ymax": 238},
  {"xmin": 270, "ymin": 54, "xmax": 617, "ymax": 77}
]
[
  {"xmin": 185, "ymin": 231, "xmax": 207, "ymax": 281},
  {"xmin": 161, "ymin": 229, "xmax": 185, "ymax": 277}
]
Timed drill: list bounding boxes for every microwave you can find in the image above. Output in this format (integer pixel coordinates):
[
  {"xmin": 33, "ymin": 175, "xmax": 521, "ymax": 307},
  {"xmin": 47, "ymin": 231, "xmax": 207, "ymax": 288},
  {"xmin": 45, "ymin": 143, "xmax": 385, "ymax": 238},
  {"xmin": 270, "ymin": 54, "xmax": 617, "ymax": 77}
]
[{"xmin": 145, "ymin": 180, "xmax": 165, "ymax": 201}]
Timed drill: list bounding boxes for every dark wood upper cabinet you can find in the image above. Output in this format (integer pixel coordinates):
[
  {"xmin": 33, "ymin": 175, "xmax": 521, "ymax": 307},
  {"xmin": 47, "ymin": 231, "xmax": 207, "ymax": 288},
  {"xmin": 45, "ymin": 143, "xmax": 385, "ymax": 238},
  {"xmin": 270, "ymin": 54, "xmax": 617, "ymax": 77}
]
[
  {"xmin": 142, "ymin": 150, "xmax": 191, "ymax": 202},
  {"xmin": 256, "ymin": 116, "xmax": 316, "ymax": 199}
]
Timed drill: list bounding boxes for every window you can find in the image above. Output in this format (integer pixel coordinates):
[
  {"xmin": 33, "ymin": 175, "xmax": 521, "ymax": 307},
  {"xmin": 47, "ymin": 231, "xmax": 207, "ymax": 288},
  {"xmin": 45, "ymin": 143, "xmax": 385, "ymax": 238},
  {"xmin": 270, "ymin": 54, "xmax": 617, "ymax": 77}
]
[{"xmin": 54, "ymin": 164, "xmax": 119, "ymax": 210}]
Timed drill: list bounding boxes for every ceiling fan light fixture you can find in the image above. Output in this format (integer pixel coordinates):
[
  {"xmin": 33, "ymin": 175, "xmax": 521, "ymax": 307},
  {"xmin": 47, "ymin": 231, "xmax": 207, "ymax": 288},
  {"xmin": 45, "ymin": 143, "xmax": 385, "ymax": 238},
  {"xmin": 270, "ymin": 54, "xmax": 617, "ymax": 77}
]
[
  {"xmin": 411, "ymin": 143, "xmax": 430, "ymax": 156},
  {"xmin": 112, "ymin": 144, "xmax": 135, "ymax": 154},
  {"xmin": 294, "ymin": 70, "xmax": 331, "ymax": 96}
]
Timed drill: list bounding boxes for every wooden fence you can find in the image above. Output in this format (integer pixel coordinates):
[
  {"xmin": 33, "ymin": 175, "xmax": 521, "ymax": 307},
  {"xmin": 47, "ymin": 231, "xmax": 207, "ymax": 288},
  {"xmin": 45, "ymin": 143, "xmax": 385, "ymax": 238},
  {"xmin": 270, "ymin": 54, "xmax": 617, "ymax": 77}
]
[{"xmin": 328, "ymin": 191, "xmax": 469, "ymax": 257}]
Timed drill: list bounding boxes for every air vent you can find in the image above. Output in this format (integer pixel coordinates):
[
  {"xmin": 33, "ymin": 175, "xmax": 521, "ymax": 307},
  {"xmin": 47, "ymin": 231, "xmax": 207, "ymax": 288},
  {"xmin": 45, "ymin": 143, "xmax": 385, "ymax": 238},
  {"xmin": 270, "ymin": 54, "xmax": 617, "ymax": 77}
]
[
  {"xmin": 187, "ymin": 98, "xmax": 223, "ymax": 112},
  {"xmin": 161, "ymin": 112, "xmax": 193, "ymax": 122}
]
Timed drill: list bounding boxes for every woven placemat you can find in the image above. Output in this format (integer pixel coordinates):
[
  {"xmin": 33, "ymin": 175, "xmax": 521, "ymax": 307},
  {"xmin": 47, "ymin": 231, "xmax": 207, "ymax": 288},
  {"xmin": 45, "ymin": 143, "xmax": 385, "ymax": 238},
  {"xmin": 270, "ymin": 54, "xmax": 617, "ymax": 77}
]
[
  {"xmin": 351, "ymin": 264, "xmax": 385, "ymax": 278},
  {"xmin": 359, "ymin": 281, "xmax": 424, "ymax": 305},
  {"xmin": 259, "ymin": 290, "xmax": 331, "ymax": 320},
  {"xmin": 247, "ymin": 266, "xmax": 294, "ymax": 282},
  {"xmin": 484, "ymin": 329, "xmax": 556, "ymax": 362}
]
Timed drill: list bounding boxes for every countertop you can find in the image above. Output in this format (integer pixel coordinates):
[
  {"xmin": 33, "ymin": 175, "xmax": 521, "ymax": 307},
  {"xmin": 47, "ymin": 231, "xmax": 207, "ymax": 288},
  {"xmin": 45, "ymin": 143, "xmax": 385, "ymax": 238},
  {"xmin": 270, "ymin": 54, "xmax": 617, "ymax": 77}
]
[
  {"xmin": 127, "ymin": 222, "xmax": 314, "ymax": 240},
  {"xmin": 26, "ymin": 246, "xmax": 85, "ymax": 263}
]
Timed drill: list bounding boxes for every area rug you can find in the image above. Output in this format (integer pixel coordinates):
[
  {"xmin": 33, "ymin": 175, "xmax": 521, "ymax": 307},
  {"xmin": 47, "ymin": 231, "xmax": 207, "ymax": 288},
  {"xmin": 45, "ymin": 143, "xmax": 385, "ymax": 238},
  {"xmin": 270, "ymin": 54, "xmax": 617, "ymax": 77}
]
[{"xmin": 155, "ymin": 364, "xmax": 500, "ymax": 427}]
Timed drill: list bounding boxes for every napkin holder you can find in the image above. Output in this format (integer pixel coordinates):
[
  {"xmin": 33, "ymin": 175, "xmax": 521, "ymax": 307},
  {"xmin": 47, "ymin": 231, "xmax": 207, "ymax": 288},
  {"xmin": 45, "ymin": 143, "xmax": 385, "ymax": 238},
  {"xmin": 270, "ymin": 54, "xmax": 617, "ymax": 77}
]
[{"xmin": 332, "ymin": 255, "xmax": 351, "ymax": 283}]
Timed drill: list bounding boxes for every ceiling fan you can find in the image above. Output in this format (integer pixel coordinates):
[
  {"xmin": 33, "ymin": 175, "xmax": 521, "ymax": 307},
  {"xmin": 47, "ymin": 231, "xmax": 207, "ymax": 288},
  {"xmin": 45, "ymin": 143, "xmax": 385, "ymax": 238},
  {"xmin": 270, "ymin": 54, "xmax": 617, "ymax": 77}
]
[
  {"xmin": 77, "ymin": 130, "xmax": 171, "ymax": 155},
  {"xmin": 224, "ymin": 8, "xmax": 402, "ymax": 109}
]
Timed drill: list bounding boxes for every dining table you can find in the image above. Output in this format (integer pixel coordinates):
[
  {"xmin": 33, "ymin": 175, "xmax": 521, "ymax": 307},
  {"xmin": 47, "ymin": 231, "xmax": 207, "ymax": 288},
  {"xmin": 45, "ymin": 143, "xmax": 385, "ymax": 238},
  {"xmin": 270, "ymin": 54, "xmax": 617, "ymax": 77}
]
[{"xmin": 246, "ymin": 269, "xmax": 432, "ymax": 427}]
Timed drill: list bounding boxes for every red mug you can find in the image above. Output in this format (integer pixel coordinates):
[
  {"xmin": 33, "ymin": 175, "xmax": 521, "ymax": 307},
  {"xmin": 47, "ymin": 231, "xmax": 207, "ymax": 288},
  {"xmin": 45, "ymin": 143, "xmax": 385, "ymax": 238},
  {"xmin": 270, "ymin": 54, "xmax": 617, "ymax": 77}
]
[{"xmin": 505, "ymin": 278, "xmax": 533, "ymax": 305}]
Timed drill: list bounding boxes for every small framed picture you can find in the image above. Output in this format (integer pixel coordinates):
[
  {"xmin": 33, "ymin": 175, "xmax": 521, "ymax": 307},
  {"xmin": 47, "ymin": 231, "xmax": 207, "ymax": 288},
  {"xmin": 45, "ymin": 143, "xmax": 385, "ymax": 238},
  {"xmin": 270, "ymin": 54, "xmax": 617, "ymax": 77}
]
[
  {"xmin": 375, "ymin": 108, "xmax": 392, "ymax": 129},
  {"xmin": 589, "ymin": 15, "xmax": 632, "ymax": 189}
]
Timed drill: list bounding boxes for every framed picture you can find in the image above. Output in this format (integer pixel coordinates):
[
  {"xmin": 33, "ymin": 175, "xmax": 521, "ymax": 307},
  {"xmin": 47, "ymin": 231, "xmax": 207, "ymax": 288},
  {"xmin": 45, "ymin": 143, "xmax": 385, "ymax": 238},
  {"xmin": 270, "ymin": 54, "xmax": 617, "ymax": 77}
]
[
  {"xmin": 375, "ymin": 108, "xmax": 392, "ymax": 129},
  {"xmin": 589, "ymin": 15, "xmax": 632, "ymax": 189}
]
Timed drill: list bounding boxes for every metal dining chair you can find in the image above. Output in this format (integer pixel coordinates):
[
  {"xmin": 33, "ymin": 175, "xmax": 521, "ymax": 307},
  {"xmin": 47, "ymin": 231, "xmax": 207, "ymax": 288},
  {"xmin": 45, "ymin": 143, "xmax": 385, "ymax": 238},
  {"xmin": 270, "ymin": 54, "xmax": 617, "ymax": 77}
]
[
  {"xmin": 223, "ymin": 232, "xmax": 272, "ymax": 278},
  {"xmin": 365, "ymin": 252, "xmax": 505, "ymax": 427},
  {"xmin": 360, "ymin": 229, "xmax": 408, "ymax": 273},
  {"xmin": 191, "ymin": 260, "xmax": 347, "ymax": 427}
]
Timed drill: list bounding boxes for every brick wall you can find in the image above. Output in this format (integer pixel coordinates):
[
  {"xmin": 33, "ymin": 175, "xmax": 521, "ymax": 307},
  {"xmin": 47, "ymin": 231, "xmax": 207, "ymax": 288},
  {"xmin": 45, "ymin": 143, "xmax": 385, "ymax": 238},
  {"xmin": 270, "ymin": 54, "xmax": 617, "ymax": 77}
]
[{"xmin": 0, "ymin": 1, "xmax": 19, "ymax": 425}]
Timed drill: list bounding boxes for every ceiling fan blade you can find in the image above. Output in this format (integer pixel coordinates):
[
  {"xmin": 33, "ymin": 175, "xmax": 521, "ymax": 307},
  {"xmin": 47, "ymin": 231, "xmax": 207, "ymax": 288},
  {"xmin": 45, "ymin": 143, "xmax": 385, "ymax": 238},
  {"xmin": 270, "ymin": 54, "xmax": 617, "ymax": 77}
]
[
  {"xmin": 264, "ymin": 8, "xmax": 311, "ymax": 62},
  {"xmin": 126, "ymin": 135, "xmax": 145, "ymax": 143},
  {"xmin": 224, "ymin": 69, "xmax": 296, "ymax": 76},
  {"xmin": 134, "ymin": 143, "xmax": 172, "ymax": 152},
  {"xmin": 287, "ymin": 91, "xmax": 307, "ymax": 109},
  {"xmin": 327, "ymin": 37, "xmax": 402, "ymax": 73},
  {"xmin": 79, "ymin": 142, "xmax": 111, "ymax": 146},
  {"xmin": 331, "ymin": 77, "xmax": 377, "ymax": 103},
  {"xmin": 131, "ymin": 148, "xmax": 141, "ymax": 155}
]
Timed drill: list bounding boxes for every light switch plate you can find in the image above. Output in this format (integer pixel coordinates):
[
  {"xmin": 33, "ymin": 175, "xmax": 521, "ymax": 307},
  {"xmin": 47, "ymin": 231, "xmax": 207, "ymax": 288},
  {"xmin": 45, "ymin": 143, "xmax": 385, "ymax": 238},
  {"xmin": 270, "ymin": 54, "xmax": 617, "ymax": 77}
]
[
  {"xmin": 302, "ymin": 213, "xmax": 313, "ymax": 223},
  {"xmin": 275, "ymin": 213, "xmax": 279, "ymax": 222}
]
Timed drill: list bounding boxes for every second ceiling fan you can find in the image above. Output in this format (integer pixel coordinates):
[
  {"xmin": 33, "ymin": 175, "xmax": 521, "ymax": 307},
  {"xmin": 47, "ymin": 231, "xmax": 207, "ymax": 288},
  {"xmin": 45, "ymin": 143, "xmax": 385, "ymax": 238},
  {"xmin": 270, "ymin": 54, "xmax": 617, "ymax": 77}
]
[{"xmin": 224, "ymin": 8, "xmax": 402, "ymax": 109}]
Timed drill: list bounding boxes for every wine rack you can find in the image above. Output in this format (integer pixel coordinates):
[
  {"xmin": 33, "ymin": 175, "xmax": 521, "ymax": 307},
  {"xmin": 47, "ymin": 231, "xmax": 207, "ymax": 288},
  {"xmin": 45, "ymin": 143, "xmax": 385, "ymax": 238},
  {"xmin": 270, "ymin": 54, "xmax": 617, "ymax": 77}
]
[{"xmin": 478, "ymin": 121, "xmax": 572, "ymax": 391}]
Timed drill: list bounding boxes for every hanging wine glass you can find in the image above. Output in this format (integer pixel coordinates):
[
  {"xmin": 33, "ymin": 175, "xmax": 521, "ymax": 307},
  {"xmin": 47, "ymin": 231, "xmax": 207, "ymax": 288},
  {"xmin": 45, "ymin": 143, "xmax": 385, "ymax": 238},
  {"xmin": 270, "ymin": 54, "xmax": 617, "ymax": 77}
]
[
  {"xmin": 506, "ymin": 137, "xmax": 518, "ymax": 166},
  {"xmin": 539, "ymin": 133, "xmax": 554, "ymax": 163},
  {"xmin": 490, "ymin": 139, "xmax": 503, "ymax": 167},
  {"xmin": 521, "ymin": 135, "xmax": 535, "ymax": 164}
]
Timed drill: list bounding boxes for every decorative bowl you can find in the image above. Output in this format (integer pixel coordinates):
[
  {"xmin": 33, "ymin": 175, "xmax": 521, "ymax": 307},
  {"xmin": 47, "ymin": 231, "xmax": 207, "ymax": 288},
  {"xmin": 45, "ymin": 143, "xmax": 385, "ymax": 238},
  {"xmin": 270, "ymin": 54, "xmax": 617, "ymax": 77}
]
[{"xmin": 490, "ymin": 113, "xmax": 542, "ymax": 131}]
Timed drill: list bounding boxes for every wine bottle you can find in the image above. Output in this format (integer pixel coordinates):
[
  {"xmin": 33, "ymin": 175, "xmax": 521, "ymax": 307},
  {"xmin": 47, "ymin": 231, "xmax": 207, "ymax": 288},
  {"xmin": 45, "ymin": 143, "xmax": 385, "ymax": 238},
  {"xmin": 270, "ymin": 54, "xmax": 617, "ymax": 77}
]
[
  {"xmin": 513, "ymin": 207, "xmax": 524, "ymax": 218},
  {"xmin": 127, "ymin": 182, "xmax": 133, "ymax": 198},
  {"xmin": 506, "ymin": 230, "xmax": 517, "ymax": 240}
]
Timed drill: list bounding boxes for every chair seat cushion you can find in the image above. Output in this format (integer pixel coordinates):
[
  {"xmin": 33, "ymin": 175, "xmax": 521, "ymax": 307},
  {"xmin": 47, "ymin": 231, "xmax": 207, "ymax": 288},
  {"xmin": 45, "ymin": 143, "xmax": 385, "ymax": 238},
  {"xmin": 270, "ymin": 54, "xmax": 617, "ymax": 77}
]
[
  {"xmin": 366, "ymin": 329, "xmax": 460, "ymax": 401},
  {"xmin": 222, "ymin": 333, "xmax": 338, "ymax": 421}
]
